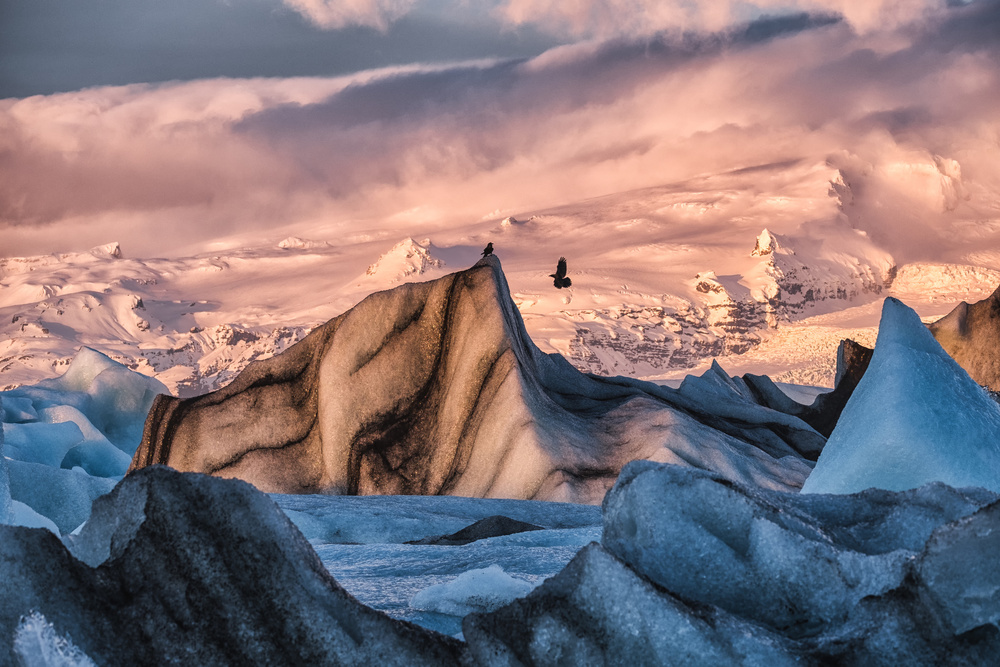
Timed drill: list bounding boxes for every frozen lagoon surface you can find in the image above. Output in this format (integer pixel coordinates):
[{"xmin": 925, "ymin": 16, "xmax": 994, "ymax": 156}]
[{"xmin": 271, "ymin": 493, "xmax": 601, "ymax": 636}]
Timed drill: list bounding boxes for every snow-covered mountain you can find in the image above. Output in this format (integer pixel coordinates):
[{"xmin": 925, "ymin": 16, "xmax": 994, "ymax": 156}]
[
  {"xmin": 3, "ymin": 229, "xmax": 994, "ymax": 398},
  {"xmin": 3, "ymin": 149, "xmax": 1000, "ymax": 399}
]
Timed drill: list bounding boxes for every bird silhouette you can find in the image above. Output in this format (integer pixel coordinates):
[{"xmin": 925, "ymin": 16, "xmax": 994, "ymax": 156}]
[
  {"xmin": 549, "ymin": 257, "xmax": 572, "ymax": 289},
  {"xmin": 482, "ymin": 242, "xmax": 494, "ymax": 257}
]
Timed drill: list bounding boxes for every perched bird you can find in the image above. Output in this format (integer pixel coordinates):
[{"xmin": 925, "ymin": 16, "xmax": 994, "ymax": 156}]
[
  {"xmin": 482, "ymin": 242, "xmax": 494, "ymax": 257},
  {"xmin": 549, "ymin": 257, "xmax": 572, "ymax": 289}
]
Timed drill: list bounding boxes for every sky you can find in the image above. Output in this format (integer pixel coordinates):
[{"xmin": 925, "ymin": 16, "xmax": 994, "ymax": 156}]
[{"xmin": 1, "ymin": 0, "xmax": 998, "ymax": 260}]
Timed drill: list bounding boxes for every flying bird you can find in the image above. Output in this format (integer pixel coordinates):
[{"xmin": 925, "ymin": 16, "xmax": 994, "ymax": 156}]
[
  {"xmin": 550, "ymin": 257, "xmax": 572, "ymax": 289},
  {"xmin": 482, "ymin": 242, "xmax": 494, "ymax": 257}
]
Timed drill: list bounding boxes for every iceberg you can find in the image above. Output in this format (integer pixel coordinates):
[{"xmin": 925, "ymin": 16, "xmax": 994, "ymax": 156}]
[
  {"xmin": 469, "ymin": 460, "xmax": 1000, "ymax": 664},
  {"xmin": 0, "ymin": 396, "xmax": 9, "ymax": 524},
  {"xmin": 133, "ymin": 256, "xmax": 818, "ymax": 503},
  {"xmin": 802, "ymin": 297, "xmax": 1000, "ymax": 494},
  {"xmin": 1, "ymin": 348, "xmax": 165, "ymax": 533},
  {"xmin": 4, "ymin": 460, "xmax": 999, "ymax": 664},
  {"xmin": 0, "ymin": 467, "xmax": 465, "ymax": 666}
]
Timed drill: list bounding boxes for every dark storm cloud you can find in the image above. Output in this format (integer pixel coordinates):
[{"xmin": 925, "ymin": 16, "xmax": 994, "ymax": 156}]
[{"xmin": 0, "ymin": 0, "xmax": 557, "ymax": 98}]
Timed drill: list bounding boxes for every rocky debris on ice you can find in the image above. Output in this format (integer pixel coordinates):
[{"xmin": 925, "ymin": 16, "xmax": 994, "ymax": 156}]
[
  {"xmin": 930, "ymin": 282, "xmax": 1000, "ymax": 392},
  {"xmin": 466, "ymin": 461, "xmax": 1000, "ymax": 664},
  {"xmin": 0, "ymin": 467, "xmax": 464, "ymax": 666},
  {"xmin": 803, "ymin": 297, "xmax": 1000, "ymax": 494},
  {"xmin": 132, "ymin": 256, "xmax": 820, "ymax": 502}
]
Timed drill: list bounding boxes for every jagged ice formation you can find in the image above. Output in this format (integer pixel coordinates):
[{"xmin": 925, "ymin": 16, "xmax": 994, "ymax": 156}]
[
  {"xmin": 803, "ymin": 297, "xmax": 1000, "ymax": 494},
  {"xmin": 131, "ymin": 256, "xmax": 821, "ymax": 502}
]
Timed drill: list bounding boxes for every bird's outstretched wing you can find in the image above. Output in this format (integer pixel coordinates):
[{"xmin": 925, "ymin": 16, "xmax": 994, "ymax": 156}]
[{"xmin": 555, "ymin": 257, "xmax": 567, "ymax": 279}]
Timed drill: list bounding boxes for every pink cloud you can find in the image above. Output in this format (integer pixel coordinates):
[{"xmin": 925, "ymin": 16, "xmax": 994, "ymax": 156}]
[
  {"xmin": 281, "ymin": 0, "xmax": 418, "ymax": 30},
  {"xmin": 1, "ymin": 4, "xmax": 998, "ymax": 262}
]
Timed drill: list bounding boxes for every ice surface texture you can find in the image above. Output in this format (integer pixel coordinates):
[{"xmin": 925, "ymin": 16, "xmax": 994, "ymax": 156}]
[
  {"xmin": 272, "ymin": 493, "xmax": 600, "ymax": 637},
  {"xmin": 4, "ymin": 462, "xmax": 998, "ymax": 664},
  {"xmin": 0, "ymin": 467, "xmax": 463, "ymax": 666},
  {"xmin": 804, "ymin": 297, "xmax": 1000, "ymax": 494},
  {"xmin": 467, "ymin": 460, "xmax": 1000, "ymax": 664},
  {"xmin": 132, "ymin": 256, "xmax": 819, "ymax": 502},
  {"xmin": 0, "ymin": 349, "xmax": 163, "ymax": 533}
]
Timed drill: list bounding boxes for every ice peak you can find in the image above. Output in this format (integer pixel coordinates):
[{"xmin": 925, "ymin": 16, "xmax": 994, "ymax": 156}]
[
  {"xmin": 278, "ymin": 236, "xmax": 328, "ymax": 250},
  {"xmin": 802, "ymin": 296, "xmax": 1000, "ymax": 494},
  {"xmin": 363, "ymin": 238, "xmax": 444, "ymax": 282},
  {"xmin": 91, "ymin": 242, "xmax": 122, "ymax": 259},
  {"xmin": 875, "ymin": 296, "xmax": 942, "ymax": 355}
]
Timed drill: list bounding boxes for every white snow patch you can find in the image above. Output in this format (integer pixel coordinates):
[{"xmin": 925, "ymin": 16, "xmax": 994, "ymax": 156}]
[
  {"xmin": 357, "ymin": 238, "xmax": 445, "ymax": 288},
  {"xmin": 277, "ymin": 236, "xmax": 329, "ymax": 250},
  {"xmin": 410, "ymin": 564, "xmax": 536, "ymax": 617}
]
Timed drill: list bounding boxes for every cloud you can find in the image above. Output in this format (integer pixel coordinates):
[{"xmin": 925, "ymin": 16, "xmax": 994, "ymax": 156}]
[
  {"xmin": 1, "ymin": 3, "xmax": 998, "ymax": 261},
  {"xmin": 281, "ymin": 0, "xmax": 419, "ymax": 30},
  {"xmin": 281, "ymin": 0, "xmax": 952, "ymax": 35}
]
